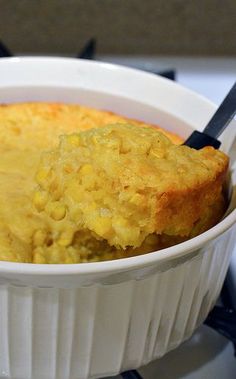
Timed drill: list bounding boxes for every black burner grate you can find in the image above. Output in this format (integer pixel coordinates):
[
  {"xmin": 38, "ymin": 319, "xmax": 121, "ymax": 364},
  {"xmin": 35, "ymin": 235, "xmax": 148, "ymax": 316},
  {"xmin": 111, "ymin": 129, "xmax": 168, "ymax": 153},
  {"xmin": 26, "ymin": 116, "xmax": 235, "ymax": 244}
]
[
  {"xmin": 0, "ymin": 39, "xmax": 176, "ymax": 81},
  {"xmin": 0, "ymin": 40, "xmax": 12, "ymax": 57}
]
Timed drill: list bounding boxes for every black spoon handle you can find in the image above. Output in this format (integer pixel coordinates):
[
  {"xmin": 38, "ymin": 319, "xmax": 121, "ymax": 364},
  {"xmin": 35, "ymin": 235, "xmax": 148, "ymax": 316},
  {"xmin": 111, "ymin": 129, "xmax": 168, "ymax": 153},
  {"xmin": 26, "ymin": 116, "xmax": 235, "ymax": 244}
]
[
  {"xmin": 203, "ymin": 82, "xmax": 236, "ymax": 139},
  {"xmin": 184, "ymin": 82, "xmax": 236, "ymax": 149}
]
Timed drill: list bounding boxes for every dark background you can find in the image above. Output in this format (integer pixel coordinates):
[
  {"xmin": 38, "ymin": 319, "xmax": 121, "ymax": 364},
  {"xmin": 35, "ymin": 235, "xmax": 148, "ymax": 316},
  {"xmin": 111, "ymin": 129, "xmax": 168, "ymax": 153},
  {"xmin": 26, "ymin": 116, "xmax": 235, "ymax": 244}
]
[{"xmin": 0, "ymin": 0, "xmax": 236, "ymax": 56}]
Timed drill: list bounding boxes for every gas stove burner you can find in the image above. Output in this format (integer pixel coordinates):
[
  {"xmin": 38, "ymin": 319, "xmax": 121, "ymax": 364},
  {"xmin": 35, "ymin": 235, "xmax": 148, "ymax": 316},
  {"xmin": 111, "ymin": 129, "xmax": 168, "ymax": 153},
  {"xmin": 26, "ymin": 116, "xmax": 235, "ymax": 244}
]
[
  {"xmin": 77, "ymin": 37, "xmax": 96, "ymax": 60},
  {"xmin": 0, "ymin": 39, "xmax": 97, "ymax": 60},
  {"xmin": 0, "ymin": 39, "xmax": 176, "ymax": 82},
  {"xmin": 121, "ymin": 370, "xmax": 143, "ymax": 379},
  {"xmin": 0, "ymin": 40, "xmax": 12, "ymax": 57},
  {"xmin": 154, "ymin": 69, "xmax": 175, "ymax": 80},
  {"xmin": 77, "ymin": 39, "xmax": 176, "ymax": 81}
]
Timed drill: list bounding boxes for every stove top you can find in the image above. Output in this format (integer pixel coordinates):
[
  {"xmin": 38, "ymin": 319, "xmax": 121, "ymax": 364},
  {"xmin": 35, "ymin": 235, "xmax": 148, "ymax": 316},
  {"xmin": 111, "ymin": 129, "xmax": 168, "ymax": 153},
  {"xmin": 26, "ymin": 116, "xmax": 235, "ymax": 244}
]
[{"xmin": 110, "ymin": 326, "xmax": 236, "ymax": 379}]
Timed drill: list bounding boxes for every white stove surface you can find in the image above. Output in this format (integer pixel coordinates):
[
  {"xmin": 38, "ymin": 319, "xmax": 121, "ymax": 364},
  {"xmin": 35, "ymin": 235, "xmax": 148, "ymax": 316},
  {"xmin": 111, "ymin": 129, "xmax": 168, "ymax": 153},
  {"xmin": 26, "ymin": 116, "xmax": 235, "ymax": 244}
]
[
  {"xmin": 108, "ymin": 327, "xmax": 236, "ymax": 379},
  {"xmin": 100, "ymin": 56, "xmax": 236, "ymax": 379}
]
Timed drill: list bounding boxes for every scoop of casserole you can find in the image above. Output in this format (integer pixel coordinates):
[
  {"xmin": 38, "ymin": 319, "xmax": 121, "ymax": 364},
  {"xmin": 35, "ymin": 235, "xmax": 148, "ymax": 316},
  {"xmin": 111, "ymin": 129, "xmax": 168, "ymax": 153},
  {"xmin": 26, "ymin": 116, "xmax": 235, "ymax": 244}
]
[{"xmin": 34, "ymin": 123, "xmax": 228, "ymax": 253}]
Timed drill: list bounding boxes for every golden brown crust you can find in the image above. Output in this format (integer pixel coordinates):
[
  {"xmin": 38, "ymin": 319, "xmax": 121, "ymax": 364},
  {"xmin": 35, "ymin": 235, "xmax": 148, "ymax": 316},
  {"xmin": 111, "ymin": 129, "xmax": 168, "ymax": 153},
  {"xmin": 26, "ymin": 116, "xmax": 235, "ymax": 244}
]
[{"xmin": 0, "ymin": 102, "xmax": 183, "ymax": 149}]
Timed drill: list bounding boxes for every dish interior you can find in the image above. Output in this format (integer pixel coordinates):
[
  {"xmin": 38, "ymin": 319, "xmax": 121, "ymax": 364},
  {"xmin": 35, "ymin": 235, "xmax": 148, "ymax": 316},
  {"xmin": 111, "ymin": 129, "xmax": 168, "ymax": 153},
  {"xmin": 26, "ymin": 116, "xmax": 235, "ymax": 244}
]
[{"xmin": 0, "ymin": 86, "xmax": 194, "ymax": 138}]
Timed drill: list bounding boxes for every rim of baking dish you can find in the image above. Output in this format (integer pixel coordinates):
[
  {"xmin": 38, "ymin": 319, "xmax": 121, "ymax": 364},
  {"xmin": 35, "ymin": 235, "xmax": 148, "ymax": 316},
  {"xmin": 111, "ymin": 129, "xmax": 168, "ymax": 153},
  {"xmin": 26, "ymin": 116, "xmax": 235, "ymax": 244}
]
[{"xmin": 0, "ymin": 56, "xmax": 235, "ymax": 275}]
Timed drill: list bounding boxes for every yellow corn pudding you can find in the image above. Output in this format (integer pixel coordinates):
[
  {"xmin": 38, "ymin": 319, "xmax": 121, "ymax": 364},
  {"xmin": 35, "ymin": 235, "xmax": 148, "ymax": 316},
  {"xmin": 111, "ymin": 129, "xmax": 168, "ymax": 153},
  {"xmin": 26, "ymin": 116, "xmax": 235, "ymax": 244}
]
[{"xmin": 0, "ymin": 103, "xmax": 229, "ymax": 263}]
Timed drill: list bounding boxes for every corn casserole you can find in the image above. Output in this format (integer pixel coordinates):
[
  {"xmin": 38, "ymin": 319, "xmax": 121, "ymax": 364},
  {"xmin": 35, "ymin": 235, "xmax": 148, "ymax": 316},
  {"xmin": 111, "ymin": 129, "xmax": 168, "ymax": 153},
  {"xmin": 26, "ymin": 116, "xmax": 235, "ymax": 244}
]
[{"xmin": 0, "ymin": 103, "xmax": 229, "ymax": 263}]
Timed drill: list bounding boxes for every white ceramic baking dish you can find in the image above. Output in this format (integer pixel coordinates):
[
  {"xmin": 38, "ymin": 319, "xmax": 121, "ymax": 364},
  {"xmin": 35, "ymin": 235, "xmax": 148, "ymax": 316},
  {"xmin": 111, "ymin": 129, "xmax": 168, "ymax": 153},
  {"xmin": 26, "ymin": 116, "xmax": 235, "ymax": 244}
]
[{"xmin": 0, "ymin": 57, "xmax": 235, "ymax": 379}]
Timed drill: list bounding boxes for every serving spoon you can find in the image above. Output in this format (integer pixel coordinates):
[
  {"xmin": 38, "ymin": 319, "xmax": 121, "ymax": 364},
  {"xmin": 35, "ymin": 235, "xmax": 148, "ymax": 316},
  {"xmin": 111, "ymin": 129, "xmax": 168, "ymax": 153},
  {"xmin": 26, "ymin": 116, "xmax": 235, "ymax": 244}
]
[{"xmin": 184, "ymin": 82, "xmax": 236, "ymax": 149}]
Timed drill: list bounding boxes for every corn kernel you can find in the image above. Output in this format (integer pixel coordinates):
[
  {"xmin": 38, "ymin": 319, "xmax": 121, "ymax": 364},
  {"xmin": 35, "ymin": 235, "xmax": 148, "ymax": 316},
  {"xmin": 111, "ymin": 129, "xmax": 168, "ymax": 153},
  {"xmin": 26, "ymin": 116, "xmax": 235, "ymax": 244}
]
[
  {"xmin": 66, "ymin": 185, "xmax": 83, "ymax": 202},
  {"xmin": 80, "ymin": 164, "xmax": 93, "ymax": 176},
  {"xmin": 33, "ymin": 191, "xmax": 48, "ymax": 211},
  {"xmin": 82, "ymin": 175, "xmax": 95, "ymax": 189},
  {"xmin": 65, "ymin": 253, "xmax": 78, "ymax": 263},
  {"xmin": 67, "ymin": 134, "xmax": 80, "ymax": 147},
  {"xmin": 112, "ymin": 217, "xmax": 139, "ymax": 244},
  {"xmin": 33, "ymin": 229, "xmax": 47, "ymax": 246},
  {"xmin": 58, "ymin": 230, "xmax": 74, "ymax": 247},
  {"xmin": 33, "ymin": 248, "xmax": 47, "ymax": 264},
  {"xmin": 112, "ymin": 218, "xmax": 127, "ymax": 236},
  {"xmin": 92, "ymin": 135, "xmax": 100, "ymax": 145},
  {"xmin": 47, "ymin": 201, "xmax": 67, "ymax": 221},
  {"xmin": 89, "ymin": 216, "xmax": 112, "ymax": 236},
  {"xmin": 85, "ymin": 201, "xmax": 97, "ymax": 212},
  {"xmin": 36, "ymin": 167, "xmax": 51, "ymax": 184}
]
